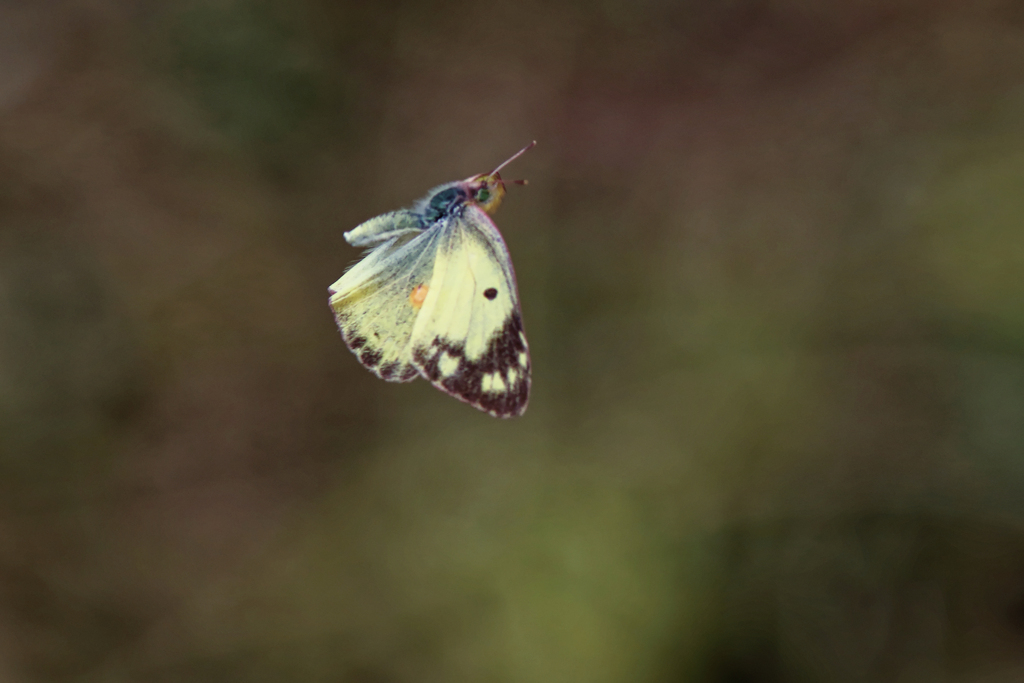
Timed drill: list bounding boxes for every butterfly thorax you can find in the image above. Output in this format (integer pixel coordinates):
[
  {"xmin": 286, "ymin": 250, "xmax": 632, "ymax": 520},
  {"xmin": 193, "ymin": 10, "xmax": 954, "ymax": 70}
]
[
  {"xmin": 418, "ymin": 185, "xmax": 469, "ymax": 223},
  {"xmin": 416, "ymin": 173, "xmax": 507, "ymax": 225}
]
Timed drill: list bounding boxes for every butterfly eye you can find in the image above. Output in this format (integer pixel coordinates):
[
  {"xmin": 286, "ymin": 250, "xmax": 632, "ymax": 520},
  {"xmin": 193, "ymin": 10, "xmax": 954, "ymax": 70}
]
[{"xmin": 476, "ymin": 188, "xmax": 491, "ymax": 203}]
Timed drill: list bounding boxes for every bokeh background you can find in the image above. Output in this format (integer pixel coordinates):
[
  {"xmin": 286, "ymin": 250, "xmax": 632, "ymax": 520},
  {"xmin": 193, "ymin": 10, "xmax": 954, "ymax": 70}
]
[{"xmin": 2, "ymin": 0, "xmax": 1024, "ymax": 681}]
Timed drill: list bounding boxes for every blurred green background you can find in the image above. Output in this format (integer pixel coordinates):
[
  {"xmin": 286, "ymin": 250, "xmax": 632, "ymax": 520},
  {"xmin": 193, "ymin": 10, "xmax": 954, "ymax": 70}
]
[{"xmin": 2, "ymin": 0, "xmax": 1024, "ymax": 681}]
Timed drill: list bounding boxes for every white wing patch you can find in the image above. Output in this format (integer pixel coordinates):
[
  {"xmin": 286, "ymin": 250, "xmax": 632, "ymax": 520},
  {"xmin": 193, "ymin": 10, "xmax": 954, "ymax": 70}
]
[
  {"xmin": 438, "ymin": 351, "xmax": 460, "ymax": 377},
  {"xmin": 482, "ymin": 372, "xmax": 506, "ymax": 394}
]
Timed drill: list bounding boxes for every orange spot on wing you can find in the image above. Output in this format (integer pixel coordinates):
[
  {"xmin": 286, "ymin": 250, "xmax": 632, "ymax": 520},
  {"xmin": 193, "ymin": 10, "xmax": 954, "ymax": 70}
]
[{"xmin": 409, "ymin": 284, "xmax": 429, "ymax": 309}]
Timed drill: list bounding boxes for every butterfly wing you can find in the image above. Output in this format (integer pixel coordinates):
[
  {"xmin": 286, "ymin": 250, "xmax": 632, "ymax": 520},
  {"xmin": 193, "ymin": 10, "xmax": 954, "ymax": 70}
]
[
  {"xmin": 329, "ymin": 212, "xmax": 442, "ymax": 382},
  {"xmin": 344, "ymin": 209, "xmax": 423, "ymax": 247},
  {"xmin": 410, "ymin": 205, "xmax": 530, "ymax": 418}
]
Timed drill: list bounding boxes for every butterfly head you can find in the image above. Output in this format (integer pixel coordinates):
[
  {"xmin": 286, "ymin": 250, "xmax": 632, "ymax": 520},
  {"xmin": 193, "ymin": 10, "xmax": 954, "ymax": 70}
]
[
  {"xmin": 463, "ymin": 172, "xmax": 508, "ymax": 215},
  {"xmin": 462, "ymin": 141, "xmax": 535, "ymax": 216}
]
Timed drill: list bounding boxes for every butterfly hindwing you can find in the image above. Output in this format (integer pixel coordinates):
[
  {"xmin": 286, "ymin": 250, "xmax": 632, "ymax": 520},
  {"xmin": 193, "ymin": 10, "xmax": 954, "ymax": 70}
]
[
  {"xmin": 329, "ymin": 214, "xmax": 442, "ymax": 382},
  {"xmin": 410, "ymin": 205, "xmax": 530, "ymax": 418}
]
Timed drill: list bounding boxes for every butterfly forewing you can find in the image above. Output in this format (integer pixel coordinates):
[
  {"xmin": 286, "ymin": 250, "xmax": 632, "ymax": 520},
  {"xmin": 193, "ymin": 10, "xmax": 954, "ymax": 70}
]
[{"xmin": 409, "ymin": 206, "xmax": 530, "ymax": 418}]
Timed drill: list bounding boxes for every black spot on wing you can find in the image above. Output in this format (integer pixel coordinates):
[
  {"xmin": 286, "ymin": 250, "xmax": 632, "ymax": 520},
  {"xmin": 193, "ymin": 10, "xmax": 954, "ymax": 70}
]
[
  {"xmin": 483, "ymin": 288, "xmax": 498, "ymax": 300},
  {"xmin": 359, "ymin": 348, "xmax": 382, "ymax": 368},
  {"xmin": 377, "ymin": 360, "xmax": 419, "ymax": 383},
  {"xmin": 411, "ymin": 313, "xmax": 530, "ymax": 418},
  {"xmin": 348, "ymin": 335, "xmax": 367, "ymax": 350},
  {"xmin": 379, "ymin": 361, "xmax": 399, "ymax": 379}
]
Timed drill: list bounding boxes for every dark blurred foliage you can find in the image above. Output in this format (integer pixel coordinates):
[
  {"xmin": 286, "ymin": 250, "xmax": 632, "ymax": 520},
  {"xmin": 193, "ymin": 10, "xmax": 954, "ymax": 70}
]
[{"xmin": 1, "ymin": 0, "xmax": 1024, "ymax": 681}]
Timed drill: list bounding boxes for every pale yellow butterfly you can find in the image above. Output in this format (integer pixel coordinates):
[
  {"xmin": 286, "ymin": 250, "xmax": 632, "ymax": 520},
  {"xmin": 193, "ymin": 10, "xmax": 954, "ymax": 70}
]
[{"xmin": 328, "ymin": 142, "xmax": 534, "ymax": 417}]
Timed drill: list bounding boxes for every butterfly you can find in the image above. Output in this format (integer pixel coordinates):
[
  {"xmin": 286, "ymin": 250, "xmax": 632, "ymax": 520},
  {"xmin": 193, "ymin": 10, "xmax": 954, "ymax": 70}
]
[{"xmin": 328, "ymin": 142, "xmax": 535, "ymax": 418}]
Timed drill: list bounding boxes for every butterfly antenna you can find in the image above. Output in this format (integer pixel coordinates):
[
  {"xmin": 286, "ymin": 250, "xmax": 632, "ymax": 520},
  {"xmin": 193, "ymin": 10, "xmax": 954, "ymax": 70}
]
[{"xmin": 491, "ymin": 140, "xmax": 536, "ymax": 175}]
